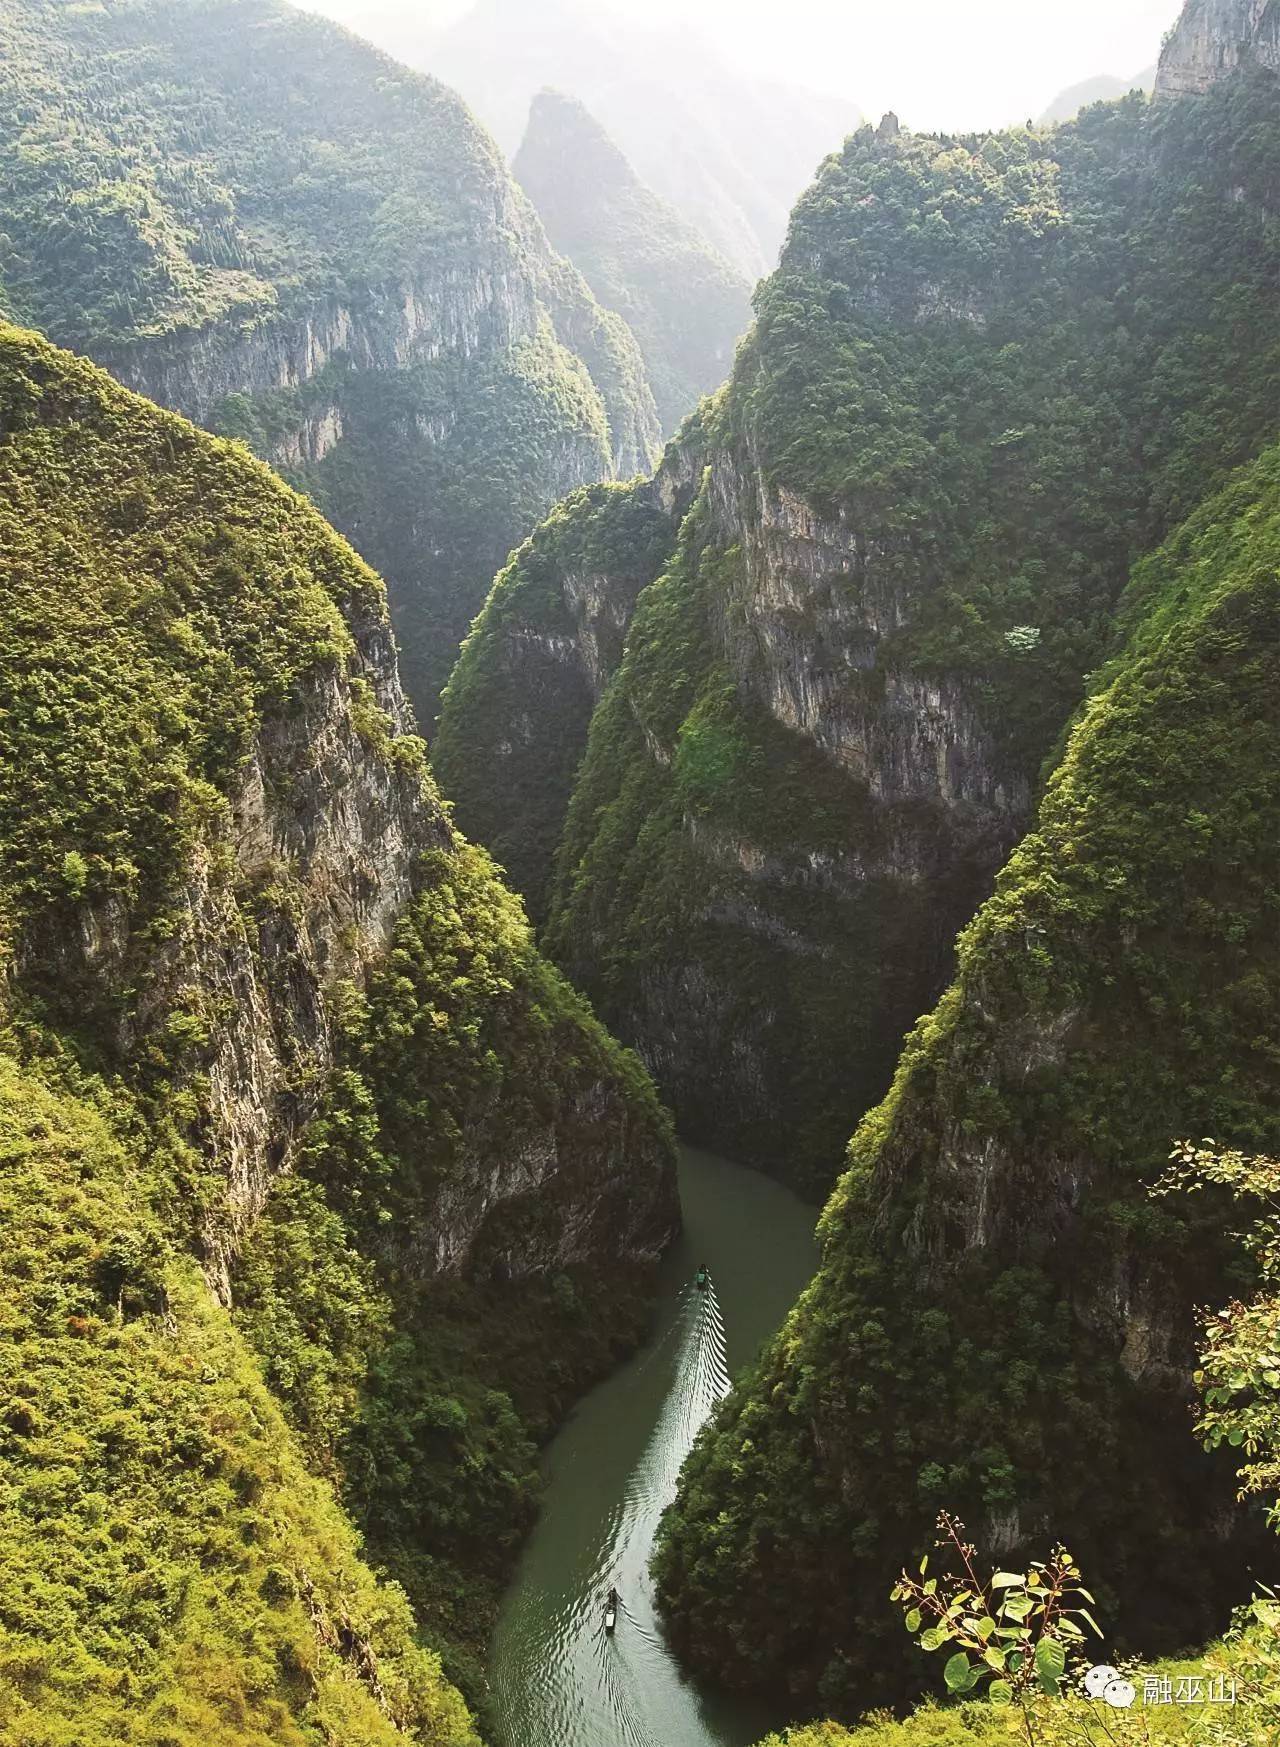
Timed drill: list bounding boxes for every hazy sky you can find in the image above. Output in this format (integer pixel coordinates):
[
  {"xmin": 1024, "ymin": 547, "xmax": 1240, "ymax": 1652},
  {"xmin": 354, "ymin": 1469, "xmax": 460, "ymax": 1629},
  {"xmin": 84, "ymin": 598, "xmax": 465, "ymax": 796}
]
[{"xmin": 301, "ymin": 0, "xmax": 1179, "ymax": 130}]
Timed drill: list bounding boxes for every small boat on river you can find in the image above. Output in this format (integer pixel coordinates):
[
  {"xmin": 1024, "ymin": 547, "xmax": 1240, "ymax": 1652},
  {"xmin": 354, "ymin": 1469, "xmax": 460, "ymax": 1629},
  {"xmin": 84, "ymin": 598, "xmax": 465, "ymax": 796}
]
[
  {"xmin": 695, "ymin": 1264, "xmax": 710, "ymax": 1292},
  {"xmin": 605, "ymin": 1586, "xmax": 619, "ymax": 1635}
]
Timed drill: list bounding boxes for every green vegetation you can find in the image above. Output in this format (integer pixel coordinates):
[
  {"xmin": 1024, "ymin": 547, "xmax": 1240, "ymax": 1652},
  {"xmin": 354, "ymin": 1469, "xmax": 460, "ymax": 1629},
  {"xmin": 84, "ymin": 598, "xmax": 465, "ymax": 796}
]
[
  {"xmin": 265, "ymin": 315, "xmax": 619, "ymax": 720},
  {"xmin": 434, "ymin": 476, "xmax": 683, "ymax": 919},
  {"xmin": 462, "ymin": 67, "xmax": 1280, "ymax": 1193},
  {"xmin": 514, "ymin": 90, "xmax": 751, "ymax": 436},
  {"xmin": 655, "ymin": 434, "xmax": 1280, "ymax": 1717},
  {"xmin": 0, "ymin": 0, "xmax": 505, "ymax": 348},
  {"xmin": 235, "ymin": 841, "xmax": 674, "ymax": 1704},
  {"xmin": 748, "ymin": 1139, "xmax": 1280, "ymax": 1747},
  {"xmin": 0, "ymin": 0, "xmax": 662, "ymax": 721},
  {"xmin": 0, "ymin": 1056, "xmax": 479, "ymax": 1747},
  {"xmin": 0, "ymin": 324, "xmax": 676, "ymax": 1738},
  {"xmin": 543, "ymin": 471, "xmax": 958, "ymax": 1194}
]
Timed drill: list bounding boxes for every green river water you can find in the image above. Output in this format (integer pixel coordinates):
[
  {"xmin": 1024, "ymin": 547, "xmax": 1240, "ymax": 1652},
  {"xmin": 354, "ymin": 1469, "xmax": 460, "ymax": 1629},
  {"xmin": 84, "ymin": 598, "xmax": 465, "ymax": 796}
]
[{"xmin": 489, "ymin": 1145, "xmax": 820, "ymax": 1747}]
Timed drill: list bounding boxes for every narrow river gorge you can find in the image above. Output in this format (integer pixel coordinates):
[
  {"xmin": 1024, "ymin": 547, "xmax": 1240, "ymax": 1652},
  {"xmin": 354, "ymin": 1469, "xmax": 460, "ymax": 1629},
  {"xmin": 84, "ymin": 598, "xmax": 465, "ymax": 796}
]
[{"xmin": 490, "ymin": 1146, "xmax": 819, "ymax": 1747}]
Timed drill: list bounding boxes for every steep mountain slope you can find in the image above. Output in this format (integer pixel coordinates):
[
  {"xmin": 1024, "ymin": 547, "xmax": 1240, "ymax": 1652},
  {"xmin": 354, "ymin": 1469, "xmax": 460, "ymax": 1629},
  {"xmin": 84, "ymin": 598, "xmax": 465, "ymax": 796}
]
[
  {"xmin": 655, "ymin": 434, "xmax": 1280, "ymax": 1718},
  {"xmin": 0, "ymin": 0, "xmax": 661, "ymax": 720},
  {"xmin": 433, "ymin": 414, "xmax": 707, "ymax": 922},
  {"xmin": 0, "ymin": 324, "xmax": 676, "ymax": 1733},
  {"xmin": 513, "ymin": 91, "xmax": 751, "ymax": 436},
  {"xmin": 418, "ymin": 0, "xmax": 860, "ymax": 280},
  {"xmin": 442, "ymin": 68, "xmax": 1280, "ymax": 1195}
]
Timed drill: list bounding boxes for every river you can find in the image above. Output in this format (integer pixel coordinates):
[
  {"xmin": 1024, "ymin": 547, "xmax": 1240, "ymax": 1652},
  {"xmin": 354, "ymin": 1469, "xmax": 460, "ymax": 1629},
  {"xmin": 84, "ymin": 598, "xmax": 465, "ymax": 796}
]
[{"xmin": 489, "ymin": 1145, "xmax": 820, "ymax": 1747}]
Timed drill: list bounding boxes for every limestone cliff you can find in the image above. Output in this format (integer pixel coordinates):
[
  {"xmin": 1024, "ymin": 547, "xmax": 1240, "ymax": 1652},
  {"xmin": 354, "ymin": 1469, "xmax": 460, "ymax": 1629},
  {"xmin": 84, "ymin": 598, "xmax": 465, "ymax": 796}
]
[
  {"xmin": 442, "ymin": 59, "xmax": 1280, "ymax": 1197},
  {"xmin": 0, "ymin": 0, "xmax": 662, "ymax": 720},
  {"xmin": 1157, "ymin": 0, "xmax": 1280, "ymax": 94},
  {"xmin": 0, "ymin": 325, "xmax": 677, "ymax": 1722},
  {"xmin": 655, "ymin": 438, "xmax": 1280, "ymax": 1717}
]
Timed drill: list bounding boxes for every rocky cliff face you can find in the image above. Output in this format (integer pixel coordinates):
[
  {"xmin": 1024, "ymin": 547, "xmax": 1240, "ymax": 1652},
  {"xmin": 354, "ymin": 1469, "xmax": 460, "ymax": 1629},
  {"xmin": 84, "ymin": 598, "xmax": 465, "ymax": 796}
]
[
  {"xmin": 0, "ymin": 0, "xmax": 661, "ymax": 722},
  {"xmin": 443, "ymin": 63, "xmax": 1280, "ymax": 1196},
  {"xmin": 655, "ymin": 440, "xmax": 1280, "ymax": 1716},
  {"xmin": 434, "ymin": 415, "xmax": 707, "ymax": 920},
  {"xmin": 1157, "ymin": 0, "xmax": 1280, "ymax": 94},
  {"xmin": 3, "ymin": 320, "xmax": 676, "ymax": 1289}
]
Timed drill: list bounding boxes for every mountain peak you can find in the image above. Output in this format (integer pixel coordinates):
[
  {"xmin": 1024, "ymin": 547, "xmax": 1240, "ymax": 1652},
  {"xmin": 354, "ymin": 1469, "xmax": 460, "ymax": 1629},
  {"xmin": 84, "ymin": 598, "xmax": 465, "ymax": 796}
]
[
  {"xmin": 1156, "ymin": 0, "xmax": 1280, "ymax": 97},
  {"xmin": 518, "ymin": 86, "xmax": 637, "ymax": 194}
]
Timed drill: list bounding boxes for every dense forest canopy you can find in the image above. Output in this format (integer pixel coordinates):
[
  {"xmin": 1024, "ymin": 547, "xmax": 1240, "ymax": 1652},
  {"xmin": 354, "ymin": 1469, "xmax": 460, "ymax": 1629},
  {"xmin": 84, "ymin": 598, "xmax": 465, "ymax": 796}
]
[{"xmin": 0, "ymin": 0, "xmax": 509, "ymax": 347}]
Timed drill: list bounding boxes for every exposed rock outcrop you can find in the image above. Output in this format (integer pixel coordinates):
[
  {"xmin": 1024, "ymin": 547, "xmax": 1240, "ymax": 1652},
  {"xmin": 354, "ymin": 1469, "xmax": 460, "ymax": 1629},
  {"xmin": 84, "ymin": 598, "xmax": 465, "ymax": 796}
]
[{"xmin": 1157, "ymin": 0, "xmax": 1280, "ymax": 94}]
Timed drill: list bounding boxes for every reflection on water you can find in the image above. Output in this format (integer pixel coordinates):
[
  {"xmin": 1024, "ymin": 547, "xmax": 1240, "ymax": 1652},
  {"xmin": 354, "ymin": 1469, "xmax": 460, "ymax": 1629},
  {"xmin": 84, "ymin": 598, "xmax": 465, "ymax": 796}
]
[{"xmin": 490, "ymin": 1146, "xmax": 819, "ymax": 1747}]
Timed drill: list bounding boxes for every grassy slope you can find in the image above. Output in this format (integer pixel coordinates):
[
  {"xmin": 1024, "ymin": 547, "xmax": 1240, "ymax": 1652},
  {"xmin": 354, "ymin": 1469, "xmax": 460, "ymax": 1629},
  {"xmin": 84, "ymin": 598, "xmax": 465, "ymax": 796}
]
[
  {"xmin": 0, "ymin": 1057, "xmax": 478, "ymax": 1747},
  {"xmin": 0, "ymin": 324, "xmax": 675, "ymax": 1734},
  {"xmin": 654, "ymin": 438, "xmax": 1280, "ymax": 1718}
]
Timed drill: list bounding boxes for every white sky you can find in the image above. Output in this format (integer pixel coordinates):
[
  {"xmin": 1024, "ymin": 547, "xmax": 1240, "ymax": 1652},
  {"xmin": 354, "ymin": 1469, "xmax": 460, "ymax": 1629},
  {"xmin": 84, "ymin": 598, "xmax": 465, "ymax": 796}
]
[{"xmin": 304, "ymin": 0, "xmax": 1180, "ymax": 131}]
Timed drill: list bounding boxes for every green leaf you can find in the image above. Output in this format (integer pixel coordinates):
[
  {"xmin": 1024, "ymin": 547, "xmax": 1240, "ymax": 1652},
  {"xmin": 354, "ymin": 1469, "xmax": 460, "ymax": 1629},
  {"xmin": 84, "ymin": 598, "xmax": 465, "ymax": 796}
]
[
  {"xmin": 983, "ymin": 1646, "xmax": 1007, "ymax": 1672},
  {"xmin": 1035, "ymin": 1638, "xmax": 1066, "ymax": 1694},
  {"xmin": 905, "ymin": 1608, "xmax": 922, "ymax": 1633},
  {"xmin": 920, "ymin": 1627, "xmax": 948, "ymax": 1652},
  {"xmin": 992, "ymin": 1572, "xmax": 1025, "ymax": 1588},
  {"xmin": 1002, "ymin": 1593, "xmax": 1035, "ymax": 1622},
  {"xmin": 944, "ymin": 1652, "xmax": 976, "ymax": 1692},
  {"xmin": 989, "ymin": 1680, "xmax": 1014, "ymax": 1707}
]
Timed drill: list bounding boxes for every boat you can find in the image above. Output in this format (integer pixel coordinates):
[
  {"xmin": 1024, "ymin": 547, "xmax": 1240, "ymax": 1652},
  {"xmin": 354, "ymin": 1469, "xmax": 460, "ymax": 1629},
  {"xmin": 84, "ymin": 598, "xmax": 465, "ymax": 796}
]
[
  {"xmin": 695, "ymin": 1264, "xmax": 710, "ymax": 1292},
  {"xmin": 605, "ymin": 1586, "xmax": 619, "ymax": 1635}
]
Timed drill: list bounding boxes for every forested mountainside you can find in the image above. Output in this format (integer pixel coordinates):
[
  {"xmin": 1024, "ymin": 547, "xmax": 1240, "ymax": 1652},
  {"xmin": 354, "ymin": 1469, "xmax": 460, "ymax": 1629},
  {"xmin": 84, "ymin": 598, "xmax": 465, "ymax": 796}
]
[
  {"xmin": 433, "ymin": 414, "xmax": 707, "ymax": 924},
  {"xmin": 0, "ymin": 326, "xmax": 676, "ymax": 1740},
  {"xmin": 421, "ymin": 0, "xmax": 860, "ymax": 280},
  {"xmin": 440, "ymin": 58, "xmax": 1280, "ymax": 1198},
  {"xmin": 0, "ymin": 0, "xmax": 662, "ymax": 722},
  {"xmin": 656, "ymin": 426, "xmax": 1280, "ymax": 1722},
  {"xmin": 513, "ymin": 91, "xmax": 751, "ymax": 438}
]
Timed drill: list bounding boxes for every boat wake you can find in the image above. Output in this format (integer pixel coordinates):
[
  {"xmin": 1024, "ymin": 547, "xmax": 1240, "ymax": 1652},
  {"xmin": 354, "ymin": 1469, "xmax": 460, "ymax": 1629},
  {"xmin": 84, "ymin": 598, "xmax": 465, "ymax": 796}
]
[{"xmin": 492, "ymin": 1275, "xmax": 732, "ymax": 1747}]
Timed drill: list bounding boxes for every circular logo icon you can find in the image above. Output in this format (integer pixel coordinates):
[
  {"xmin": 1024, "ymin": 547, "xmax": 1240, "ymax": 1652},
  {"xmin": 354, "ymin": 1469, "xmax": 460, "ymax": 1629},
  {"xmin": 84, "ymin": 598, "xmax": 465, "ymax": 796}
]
[
  {"xmin": 1103, "ymin": 1678, "xmax": 1137, "ymax": 1710},
  {"xmin": 1084, "ymin": 1665, "xmax": 1121, "ymax": 1699}
]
